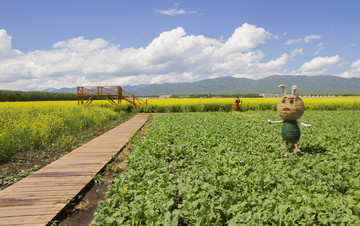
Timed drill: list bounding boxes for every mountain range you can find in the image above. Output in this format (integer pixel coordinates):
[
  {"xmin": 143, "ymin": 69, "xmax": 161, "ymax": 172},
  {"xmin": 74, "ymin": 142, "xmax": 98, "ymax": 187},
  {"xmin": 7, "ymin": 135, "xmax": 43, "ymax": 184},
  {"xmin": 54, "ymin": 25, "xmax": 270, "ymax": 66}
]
[{"xmin": 45, "ymin": 75, "xmax": 360, "ymax": 95}]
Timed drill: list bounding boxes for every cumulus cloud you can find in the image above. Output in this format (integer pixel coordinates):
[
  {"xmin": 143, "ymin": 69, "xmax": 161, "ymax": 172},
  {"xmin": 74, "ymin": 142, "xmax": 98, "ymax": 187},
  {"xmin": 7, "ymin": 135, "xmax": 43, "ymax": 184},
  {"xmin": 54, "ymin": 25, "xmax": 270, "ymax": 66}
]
[
  {"xmin": 247, "ymin": 48, "xmax": 303, "ymax": 75},
  {"xmin": 285, "ymin": 35, "xmax": 321, "ymax": 45},
  {"xmin": 53, "ymin": 37, "xmax": 110, "ymax": 52},
  {"xmin": 0, "ymin": 30, "xmax": 12, "ymax": 52},
  {"xmin": 340, "ymin": 59, "xmax": 360, "ymax": 78},
  {"xmin": 351, "ymin": 59, "xmax": 360, "ymax": 68},
  {"xmin": 220, "ymin": 23, "xmax": 271, "ymax": 54},
  {"xmin": 0, "ymin": 29, "xmax": 22, "ymax": 59},
  {"xmin": 300, "ymin": 55, "xmax": 343, "ymax": 75},
  {"xmin": 0, "ymin": 23, "xmax": 303, "ymax": 90}
]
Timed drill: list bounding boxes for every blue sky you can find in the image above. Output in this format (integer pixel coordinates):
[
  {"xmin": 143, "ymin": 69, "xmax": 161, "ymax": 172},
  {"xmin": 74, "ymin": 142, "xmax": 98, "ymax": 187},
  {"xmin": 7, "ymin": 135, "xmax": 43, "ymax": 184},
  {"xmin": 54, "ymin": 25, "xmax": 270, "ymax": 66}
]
[{"xmin": 0, "ymin": 0, "xmax": 359, "ymax": 91}]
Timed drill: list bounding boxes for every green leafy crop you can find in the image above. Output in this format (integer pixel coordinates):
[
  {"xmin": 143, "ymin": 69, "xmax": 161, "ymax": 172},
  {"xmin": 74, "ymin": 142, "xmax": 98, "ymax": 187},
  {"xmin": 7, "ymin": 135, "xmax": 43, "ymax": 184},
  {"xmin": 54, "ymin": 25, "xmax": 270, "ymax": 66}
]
[{"xmin": 92, "ymin": 111, "xmax": 360, "ymax": 225}]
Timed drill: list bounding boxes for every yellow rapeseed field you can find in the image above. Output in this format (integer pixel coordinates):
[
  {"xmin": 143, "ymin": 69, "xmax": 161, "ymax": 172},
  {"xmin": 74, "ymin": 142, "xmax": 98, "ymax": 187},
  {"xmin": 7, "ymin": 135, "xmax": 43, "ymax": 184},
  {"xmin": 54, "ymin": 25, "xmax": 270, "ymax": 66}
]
[
  {"xmin": 0, "ymin": 102, "xmax": 124, "ymax": 163},
  {"xmin": 147, "ymin": 96, "xmax": 357, "ymax": 105},
  {"xmin": 143, "ymin": 97, "xmax": 360, "ymax": 111},
  {"xmin": 1, "ymin": 97, "xmax": 359, "ymax": 110}
]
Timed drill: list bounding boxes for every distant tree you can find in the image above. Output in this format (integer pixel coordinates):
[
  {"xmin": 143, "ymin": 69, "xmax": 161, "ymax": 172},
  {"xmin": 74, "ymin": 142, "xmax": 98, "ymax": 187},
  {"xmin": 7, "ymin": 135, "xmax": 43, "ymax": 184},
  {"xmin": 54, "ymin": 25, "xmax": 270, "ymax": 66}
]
[{"xmin": 0, "ymin": 90, "xmax": 77, "ymax": 101}]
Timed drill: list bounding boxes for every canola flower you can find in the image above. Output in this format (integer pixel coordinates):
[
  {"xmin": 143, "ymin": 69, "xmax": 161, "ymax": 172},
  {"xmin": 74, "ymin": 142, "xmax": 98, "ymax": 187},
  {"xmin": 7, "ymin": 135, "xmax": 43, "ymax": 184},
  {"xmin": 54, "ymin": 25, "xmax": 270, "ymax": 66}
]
[
  {"xmin": 106, "ymin": 97, "xmax": 360, "ymax": 112},
  {"xmin": 145, "ymin": 97, "xmax": 360, "ymax": 110},
  {"xmin": 0, "ymin": 102, "xmax": 124, "ymax": 163},
  {"xmin": 0, "ymin": 100, "xmax": 78, "ymax": 107},
  {"xmin": 8, "ymin": 97, "xmax": 356, "ymax": 111}
]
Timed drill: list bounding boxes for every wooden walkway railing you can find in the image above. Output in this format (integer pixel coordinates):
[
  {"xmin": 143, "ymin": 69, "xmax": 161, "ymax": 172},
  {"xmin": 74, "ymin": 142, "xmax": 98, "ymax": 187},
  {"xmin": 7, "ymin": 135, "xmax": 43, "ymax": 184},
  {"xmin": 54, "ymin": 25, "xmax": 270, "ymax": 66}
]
[
  {"xmin": 77, "ymin": 86, "xmax": 147, "ymax": 107},
  {"xmin": 0, "ymin": 113, "xmax": 151, "ymax": 225}
]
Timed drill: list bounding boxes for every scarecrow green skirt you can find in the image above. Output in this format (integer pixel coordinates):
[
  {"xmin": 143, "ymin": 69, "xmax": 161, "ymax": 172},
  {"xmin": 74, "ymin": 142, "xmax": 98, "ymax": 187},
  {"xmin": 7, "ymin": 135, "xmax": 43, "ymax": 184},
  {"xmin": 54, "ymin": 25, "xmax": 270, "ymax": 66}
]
[{"xmin": 282, "ymin": 120, "xmax": 301, "ymax": 143}]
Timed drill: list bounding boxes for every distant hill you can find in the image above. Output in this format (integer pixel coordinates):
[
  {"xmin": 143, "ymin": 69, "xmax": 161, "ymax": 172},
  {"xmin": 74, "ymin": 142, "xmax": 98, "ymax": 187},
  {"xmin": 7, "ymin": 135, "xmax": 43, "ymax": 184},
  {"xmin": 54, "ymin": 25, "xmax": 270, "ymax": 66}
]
[
  {"xmin": 44, "ymin": 87, "xmax": 77, "ymax": 93},
  {"xmin": 132, "ymin": 75, "xmax": 360, "ymax": 96},
  {"xmin": 44, "ymin": 75, "xmax": 360, "ymax": 95},
  {"xmin": 43, "ymin": 85, "xmax": 146, "ymax": 94}
]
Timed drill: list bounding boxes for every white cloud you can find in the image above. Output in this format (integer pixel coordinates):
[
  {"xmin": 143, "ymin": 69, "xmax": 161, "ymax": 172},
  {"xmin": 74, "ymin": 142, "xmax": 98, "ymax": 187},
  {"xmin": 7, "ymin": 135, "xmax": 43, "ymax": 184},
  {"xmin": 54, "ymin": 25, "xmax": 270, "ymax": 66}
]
[
  {"xmin": 304, "ymin": 35, "xmax": 321, "ymax": 43},
  {"xmin": 220, "ymin": 23, "xmax": 271, "ymax": 54},
  {"xmin": 315, "ymin": 42, "xmax": 326, "ymax": 55},
  {"xmin": 0, "ymin": 29, "xmax": 22, "ymax": 59},
  {"xmin": 285, "ymin": 38, "xmax": 302, "ymax": 45},
  {"xmin": 156, "ymin": 3, "xmax": 197, "ymax": 16},
  {"xmin": 254, "ymin": 48, "xmax": 303, "ymax": 74},
  {"xmin": 0, "ymin": 24, "xmax": 311, "ymax": 90},
  {"xmin": 351, "ymin": 59, "xmax": 360, "ymax": 68},
  {"xmin": 300, "ymin": 55, "xmax": 343, "ymax": 75},
  {"xmin": 53, "ymin": 36, "xmax": 110, "ymax": 52},
  {"xmin": 285, "ymin": 35, "xmax": 321, "ymax": 45},
  {"xmin": 290, "ymin": 48, "xmax": 304, "ymax": 57},
  {"xmin": 0, "ymin": 29, "xmax": 12, "ymax": 52},
  {"xmin": 158, "ymin": 8, "xmax": 186, "ymax": 16},
  {"xmin": 340, "ymin": 59, "xmax": 360, "ymax": 78}
]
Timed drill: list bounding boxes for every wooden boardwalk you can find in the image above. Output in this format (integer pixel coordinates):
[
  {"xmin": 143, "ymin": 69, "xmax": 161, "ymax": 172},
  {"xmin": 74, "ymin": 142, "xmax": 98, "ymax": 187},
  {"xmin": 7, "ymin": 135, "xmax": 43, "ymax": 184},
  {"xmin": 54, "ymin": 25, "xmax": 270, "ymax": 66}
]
[{"xmin": 0, "ymin": 113, "xmax": 151, "ymax": 225}]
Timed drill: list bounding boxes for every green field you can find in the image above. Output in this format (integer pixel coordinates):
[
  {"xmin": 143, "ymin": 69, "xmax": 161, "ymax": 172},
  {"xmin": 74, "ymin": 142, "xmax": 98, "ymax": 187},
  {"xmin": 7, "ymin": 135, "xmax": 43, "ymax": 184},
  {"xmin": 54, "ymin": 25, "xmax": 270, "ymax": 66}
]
[
  {"xmin": 92, "ymin": 111, "xmax": 360, "ymax": 225},
  {"xmin": 1, "ymin": 100, "xmax": 359, "ymax": 224}
]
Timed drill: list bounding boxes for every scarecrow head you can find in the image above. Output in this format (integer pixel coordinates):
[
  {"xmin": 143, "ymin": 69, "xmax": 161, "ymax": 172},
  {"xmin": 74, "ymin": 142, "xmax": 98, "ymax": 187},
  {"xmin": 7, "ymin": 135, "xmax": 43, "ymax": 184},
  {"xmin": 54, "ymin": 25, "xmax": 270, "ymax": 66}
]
[{"xmin": 277, "ymin": 85, "xmax": 305, "ymax": 121}]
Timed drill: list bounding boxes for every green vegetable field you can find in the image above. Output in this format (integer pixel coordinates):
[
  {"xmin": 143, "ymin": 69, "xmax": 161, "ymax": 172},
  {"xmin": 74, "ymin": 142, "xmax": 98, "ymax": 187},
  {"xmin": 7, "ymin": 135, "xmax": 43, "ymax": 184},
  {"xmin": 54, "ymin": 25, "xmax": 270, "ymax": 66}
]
[{"xmin": 92, "ymin": 111, "xmax": 360, "ymax": 225}]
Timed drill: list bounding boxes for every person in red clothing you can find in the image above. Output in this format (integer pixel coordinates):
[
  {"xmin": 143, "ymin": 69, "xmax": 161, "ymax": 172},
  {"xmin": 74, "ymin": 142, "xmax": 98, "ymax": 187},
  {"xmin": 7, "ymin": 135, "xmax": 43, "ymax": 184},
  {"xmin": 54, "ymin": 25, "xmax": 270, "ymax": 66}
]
[{"xmin": 235, "ymin": 97, "xmax": 241, "ymax": 111}]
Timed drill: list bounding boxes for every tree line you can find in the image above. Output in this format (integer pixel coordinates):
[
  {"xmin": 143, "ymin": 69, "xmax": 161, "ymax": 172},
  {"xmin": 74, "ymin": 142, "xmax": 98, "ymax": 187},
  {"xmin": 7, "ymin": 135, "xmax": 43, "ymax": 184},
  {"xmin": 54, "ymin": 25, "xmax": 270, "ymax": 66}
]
[{"xmin": 0, "ymin": 90, "xmax": 77, "ymax": 102}]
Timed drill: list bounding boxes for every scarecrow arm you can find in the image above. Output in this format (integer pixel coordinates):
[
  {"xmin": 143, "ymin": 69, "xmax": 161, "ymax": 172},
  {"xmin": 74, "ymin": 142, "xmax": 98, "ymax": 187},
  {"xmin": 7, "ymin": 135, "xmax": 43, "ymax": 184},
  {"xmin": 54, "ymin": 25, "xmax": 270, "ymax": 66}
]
[
  {"xmin": 267, "ymin": 120, "xmax": 283, "ymax": 124},
  {"xmin": 297, "ymin": 121, "xmax": 312, "ymax": 127}
]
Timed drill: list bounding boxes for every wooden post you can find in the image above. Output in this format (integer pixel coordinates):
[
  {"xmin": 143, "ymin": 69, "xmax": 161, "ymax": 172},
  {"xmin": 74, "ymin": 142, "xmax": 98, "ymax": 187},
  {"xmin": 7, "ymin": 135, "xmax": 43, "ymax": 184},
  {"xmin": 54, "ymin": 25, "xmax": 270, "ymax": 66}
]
[
  {"xmin": 77, "ymin": 87, "xmax": 79, "ymax": 105},
  {"xmin": 117, "ymin": 86, "xmax": 121, "ymax": 104}
]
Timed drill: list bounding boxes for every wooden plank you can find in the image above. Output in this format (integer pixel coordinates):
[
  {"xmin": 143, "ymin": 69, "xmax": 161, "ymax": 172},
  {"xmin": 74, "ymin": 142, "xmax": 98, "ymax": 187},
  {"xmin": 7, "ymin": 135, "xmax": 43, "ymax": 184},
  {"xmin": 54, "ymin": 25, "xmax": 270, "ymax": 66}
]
[
  {"xmin": 81, "ymin": 142, "xmax": 126, "ymax": 148},
  {"xmin": 0, "ymin": 198, "xmax": 69, "ymax": 207},
  {"xmin": 0, "ymin": 113, "xmax": 151, "ymax": 225},
  {"xmin": 0, "ymin": 205, "xmax": 61, "ymax": 217},
  {"xmin": 0, "ymin": 185, "xmax": 83, "ymax": 193},
  {"xmin": 0, "ymin": 214, "xmax": 56, "ymax": 225}
]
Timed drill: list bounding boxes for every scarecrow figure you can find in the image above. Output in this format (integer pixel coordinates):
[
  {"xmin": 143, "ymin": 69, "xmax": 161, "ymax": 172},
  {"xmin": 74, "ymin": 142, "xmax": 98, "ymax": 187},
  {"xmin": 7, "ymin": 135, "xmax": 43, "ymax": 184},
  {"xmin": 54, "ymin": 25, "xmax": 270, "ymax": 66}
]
[{"xmin": 267, "ymin": 84, "xmax": 311, "ymax": 157}]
